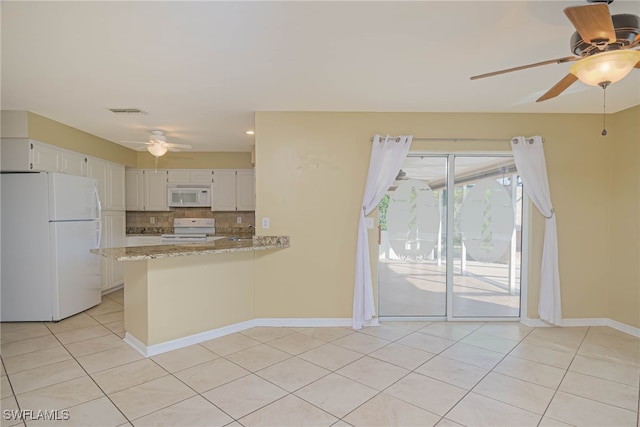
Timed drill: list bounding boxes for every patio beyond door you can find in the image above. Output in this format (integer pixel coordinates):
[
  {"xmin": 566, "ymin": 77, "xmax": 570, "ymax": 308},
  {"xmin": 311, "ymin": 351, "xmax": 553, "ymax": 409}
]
[{"xmin": 378, "ymin": 154, "xmax": 523, "ymax": 320}]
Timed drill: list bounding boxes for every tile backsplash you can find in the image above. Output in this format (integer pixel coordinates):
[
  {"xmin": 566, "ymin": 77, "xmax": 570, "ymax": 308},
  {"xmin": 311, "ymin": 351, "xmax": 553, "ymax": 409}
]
[{"xmin": 126, "ymin": 208, "xmax": 255, "ymax": 236}]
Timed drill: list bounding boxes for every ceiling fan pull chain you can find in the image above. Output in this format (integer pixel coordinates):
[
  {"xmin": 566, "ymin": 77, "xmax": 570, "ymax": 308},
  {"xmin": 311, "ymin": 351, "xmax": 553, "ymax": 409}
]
[{"xmin": 601, "ymin": 82, "xmax": 608, "ymax": 136}]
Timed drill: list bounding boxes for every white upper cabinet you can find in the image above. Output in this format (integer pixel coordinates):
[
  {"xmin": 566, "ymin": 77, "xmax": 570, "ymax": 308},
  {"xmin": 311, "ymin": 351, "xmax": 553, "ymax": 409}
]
[
  {"xmin": 125, "ymin": 169, "xmax": 145, "ymax": 211},
  {"xmin": 167, "ymin": 169, "xmax": 213, "ymax": 185},
  {"xmin": 211, "ymin": 170, "xmax": 237, "ymax": 211},
  {"xmin": 0, "ymin": 138, "xmax": 90, "ymax": 174},
  {"xmin": 211, "ymin": 169, "xmax": 255, "ymax": 211},
  {"xmin": 88, "ymin": 158, "xmax": 125, "ymax": 211},
  {"xmin": 88, "ymin": 157, "xmax": 109, "ymax": 209},
  {"xmin": 236, "ymin": 169, "xmax": 255, "ymax": 211},
  {"xmin": 30, "ymin": 141, "xmax": 62, "ymax": 173},
  {"xmin": 144, "ymin": 169, "xmax": 169, "ymax": 211},
  {"xmin": 108, "ymin": 163, "xmax": 126, "ymax": 211},
  {"xmin": 125, "ymin": 169, "xmax": 170, "ymax": 211},
  {"xmin": 61, "ymin": 151, "xmax": 87, "ymax": 176}
]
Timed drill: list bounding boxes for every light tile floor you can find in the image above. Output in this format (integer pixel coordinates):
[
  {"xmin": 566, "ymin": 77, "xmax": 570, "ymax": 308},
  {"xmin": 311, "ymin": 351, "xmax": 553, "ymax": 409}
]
[{"xmin": 1, "ymin": 289, "xmax": 639, "ymax": 427}]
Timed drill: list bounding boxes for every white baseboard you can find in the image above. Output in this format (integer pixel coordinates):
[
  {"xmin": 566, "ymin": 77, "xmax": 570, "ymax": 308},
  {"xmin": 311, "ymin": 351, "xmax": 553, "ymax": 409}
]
[
  {"xmin": 606, "ymin": 318, "xmax": 640, "ymax": 338},
  {"xmin": 124, "ymin": 318, "xmax": 376, "ymax": 357},
  {"xmin": 101, "ymin": 284, "xmax": 124, "ymax": 296},
  {"xmin": 522, "ymin": 316, "xmax": 640, "ymax": 338},
  {"xmin": 123, "ymin": 316, "xmax": 638, "ymax": 357}
]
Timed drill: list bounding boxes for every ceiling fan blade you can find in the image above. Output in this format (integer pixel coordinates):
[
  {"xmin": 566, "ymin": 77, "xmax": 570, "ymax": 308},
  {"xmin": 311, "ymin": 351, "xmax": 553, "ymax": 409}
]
[
  {"xmin": 167, "ymin": 143, "xmax": 192, "ymax": 149},
  {"xmin": 470, "ymin": 56, "xmax": 578, "ymax": 80},
  {"xmin": 536, "ymin": 74, "xmax": 579, "ymax": 102},
  {"xmin": 564, "ymin": 4, "xmax": 616, "ymax": 45}
]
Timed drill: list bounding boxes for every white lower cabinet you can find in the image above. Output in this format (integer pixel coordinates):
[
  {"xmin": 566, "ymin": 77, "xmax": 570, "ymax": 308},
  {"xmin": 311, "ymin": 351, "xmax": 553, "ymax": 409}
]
[
  {"xmin": 101, "ymin": 211, "xmax": 125, "ymax": 292},
  {"xmin": 126, "ymin": 236, "xmax": 163, "ymax": 246}
]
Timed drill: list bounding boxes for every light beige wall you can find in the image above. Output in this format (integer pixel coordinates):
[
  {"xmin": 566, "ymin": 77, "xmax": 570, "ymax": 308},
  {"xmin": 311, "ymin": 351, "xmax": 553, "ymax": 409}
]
[
  {"xmin": 125, "ymin": 253, "xmax": 255, "ymax": 346},
  {"xmin": 25, "ymin": 112, "xmax": 138, "ymax": 166},
  {"xmin": 608, "ymin": 105, "xmax": 640, "ymax": 328},
  {"xmin": 254, "ymin": 111, "xmax": 627, "ymax": 321},
  {"xmin": 135, "ymin": 151, "xmax": 253, "ymax": 169}
]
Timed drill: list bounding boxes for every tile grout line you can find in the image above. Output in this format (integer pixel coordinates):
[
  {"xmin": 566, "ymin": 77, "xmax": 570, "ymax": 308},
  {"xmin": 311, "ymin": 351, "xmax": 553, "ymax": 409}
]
[
  {"xmin": 0, "ymin": 356, "xmax": 27, "ymax": 427},
  {"xmin": 535, "ymin": 325, "xmax": 591, "ymax": 426},
  {"xmin": 49, "ymin": 319, "xmax": 134, "ymax": 426},
  {"xmin": 436, "ymin": 323, "xmax": 540, "ymax": 425}
]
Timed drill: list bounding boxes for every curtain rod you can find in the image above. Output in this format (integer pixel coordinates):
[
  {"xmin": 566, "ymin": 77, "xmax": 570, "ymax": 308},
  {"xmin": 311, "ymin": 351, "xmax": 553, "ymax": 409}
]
[{"xmin": 371, "ymin": 136, "xmax": 544, "ymax": 143}]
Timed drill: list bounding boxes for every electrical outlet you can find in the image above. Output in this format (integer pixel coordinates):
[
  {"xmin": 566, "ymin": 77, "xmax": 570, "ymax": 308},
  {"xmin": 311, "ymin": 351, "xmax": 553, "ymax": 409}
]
[
  {"xmin": 150, "ymin": 217, "xmax": 156, "ymax": 224},
  {"xmin": 262, "ymin": 217, "xmax": 270, "ymax": 229},
  {"xmin": 237, "ymin": 216, "xmax": 242, "ymax": 224}
]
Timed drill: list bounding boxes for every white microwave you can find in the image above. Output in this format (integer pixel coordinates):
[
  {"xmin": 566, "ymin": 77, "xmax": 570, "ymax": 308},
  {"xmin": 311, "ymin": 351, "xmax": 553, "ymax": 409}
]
[{"xmin": 168, "ymin": 187, "xmax": 211, "ymax": 207}]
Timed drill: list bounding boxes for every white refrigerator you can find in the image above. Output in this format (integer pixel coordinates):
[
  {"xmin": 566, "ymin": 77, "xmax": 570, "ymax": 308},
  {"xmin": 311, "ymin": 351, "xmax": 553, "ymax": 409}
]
[{"xmin": 1, "ymin": 172, "xmax": 102, "ymax": 321}]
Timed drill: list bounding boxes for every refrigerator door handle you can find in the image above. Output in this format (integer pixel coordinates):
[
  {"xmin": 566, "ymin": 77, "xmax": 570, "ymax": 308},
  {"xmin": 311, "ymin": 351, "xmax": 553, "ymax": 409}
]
[
  {"xmin": 94, "ymin": 185, "xmax": 102, "ymax": 221},
  {"xmin": 96, "ymin": 220, "xmax": 102, "ymax": 249}
]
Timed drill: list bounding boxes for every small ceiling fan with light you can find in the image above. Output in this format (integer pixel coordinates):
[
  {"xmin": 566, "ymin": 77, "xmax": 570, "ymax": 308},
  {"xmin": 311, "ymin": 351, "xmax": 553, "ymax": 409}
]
[
  {"xmin": 471, "ymin": 0, "xmax": 640, "ymax": 103},
  {"xmin": 123, "ymin": 130, "xmax": 192, "ymax": 157}
]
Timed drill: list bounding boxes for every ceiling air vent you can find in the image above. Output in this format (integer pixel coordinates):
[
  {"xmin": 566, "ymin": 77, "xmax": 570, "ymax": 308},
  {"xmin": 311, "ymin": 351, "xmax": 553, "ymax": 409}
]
[{"xmin": 108, "ymin": 108, "xmax": 147, "ymax": 114}]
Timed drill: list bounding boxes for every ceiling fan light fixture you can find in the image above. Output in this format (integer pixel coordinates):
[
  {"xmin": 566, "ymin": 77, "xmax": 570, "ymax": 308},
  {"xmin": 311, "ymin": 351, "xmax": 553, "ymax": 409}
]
[
  {"xmin": 147, "ymin": 142, "xmax": 168, "ymax": 157},
  {"xmin": 569, "ymin": 50, "xmax": 640, "ymax": 86}
]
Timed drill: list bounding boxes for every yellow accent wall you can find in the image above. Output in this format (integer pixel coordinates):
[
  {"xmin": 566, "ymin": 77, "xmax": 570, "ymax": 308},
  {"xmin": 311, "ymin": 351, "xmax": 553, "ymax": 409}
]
[
  {"xmin": 254, "ymin": 110, "xmax": 636, "ymax": 326},
  {"xmin": 135, "ymin": 151, "xmax": 252, "ymax": 169},
  {"xmin": 2, "ymin": 111, "xmax": 253, "ymax": 169},
  {"xmin": 25, "ymin": 112, "xmax": 138, "ymax": 166},
  {"xmin": 608, "ymin": 105, "xmax": 640, "ymax": 328}
]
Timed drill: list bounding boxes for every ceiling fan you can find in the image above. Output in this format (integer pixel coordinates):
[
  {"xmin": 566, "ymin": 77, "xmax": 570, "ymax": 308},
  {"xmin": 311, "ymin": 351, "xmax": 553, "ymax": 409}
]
[
  {"xmin": 471, "ymin": 0, "xmax": 640, "ymax": 102},
  {"xmin": 123, "ymin": 130, "xmax": 192, "ymax": 157}
]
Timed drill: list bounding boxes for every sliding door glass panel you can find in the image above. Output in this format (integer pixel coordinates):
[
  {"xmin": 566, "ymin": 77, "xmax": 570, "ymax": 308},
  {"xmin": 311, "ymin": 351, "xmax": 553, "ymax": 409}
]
[
  {"xmin": 452, "ymin": 156, "xmax": 522, "ymax": 318},
  {"xmin": 378, "ymin": 156, "xmax": 448, "ymax": 317}
]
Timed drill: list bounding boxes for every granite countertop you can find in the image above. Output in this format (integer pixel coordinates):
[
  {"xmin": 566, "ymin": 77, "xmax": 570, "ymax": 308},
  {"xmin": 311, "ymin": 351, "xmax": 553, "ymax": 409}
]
[{"xmin": 92, "ymin": 236, "xmax": 289, "ymax": 261}]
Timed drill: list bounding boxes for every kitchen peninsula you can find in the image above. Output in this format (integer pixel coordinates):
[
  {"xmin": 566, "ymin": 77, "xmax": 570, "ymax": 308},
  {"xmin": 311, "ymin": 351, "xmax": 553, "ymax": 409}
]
[{"xmin": 93, "ymin": 236, "xmax": 289, "ymax": 356}]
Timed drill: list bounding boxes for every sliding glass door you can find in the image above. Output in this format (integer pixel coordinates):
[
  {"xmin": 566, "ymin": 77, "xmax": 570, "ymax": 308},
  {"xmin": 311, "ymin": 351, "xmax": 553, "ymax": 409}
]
[{"xmin": 378, "ymin": 153, "xmax": 523, "ymax": 320}]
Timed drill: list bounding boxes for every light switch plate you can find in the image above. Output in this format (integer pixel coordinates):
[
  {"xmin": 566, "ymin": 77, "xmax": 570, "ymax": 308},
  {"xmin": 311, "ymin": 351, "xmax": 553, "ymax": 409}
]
[
  {"xmin": 237, "ymin": 216, "xmax": 242, "ymax": 224},
  {"xmin": 365, "ymin": 217, "xmax": 374, "ymax": 229},
  {"xmin": 262, "ymin": 217, "xmax": 270, "ymax": 229}
]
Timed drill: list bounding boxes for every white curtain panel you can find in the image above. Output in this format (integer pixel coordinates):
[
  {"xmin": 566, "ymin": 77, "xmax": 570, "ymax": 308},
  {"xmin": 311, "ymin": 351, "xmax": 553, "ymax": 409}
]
[
  {"xmin": 510, "ymin": 136, "xmax": 562, "ymax": 325},
  {"xmin": 353, "ymin": 134, "xmax": 412, "ymax": 329}
]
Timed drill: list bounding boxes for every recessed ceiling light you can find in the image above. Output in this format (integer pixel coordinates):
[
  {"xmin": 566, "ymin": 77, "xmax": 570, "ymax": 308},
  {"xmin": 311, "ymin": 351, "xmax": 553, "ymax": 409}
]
[{"xmin": 245, "ymin": 130, "xmax": 255, "ymax": 135}]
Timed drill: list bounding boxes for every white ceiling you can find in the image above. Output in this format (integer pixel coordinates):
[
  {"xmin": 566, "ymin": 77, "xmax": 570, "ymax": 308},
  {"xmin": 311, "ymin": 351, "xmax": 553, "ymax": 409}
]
[{"xmin": 2, "ymin": 1, "xmax": 639, "ymax": 152}]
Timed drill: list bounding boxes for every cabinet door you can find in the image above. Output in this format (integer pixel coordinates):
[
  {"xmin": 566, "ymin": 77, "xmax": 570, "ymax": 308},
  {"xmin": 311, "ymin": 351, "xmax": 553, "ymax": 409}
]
[
  {"xmin": 144, "ymin": 170, "xmax": 169, "ymax": 211},
  {"xmin": 1, "ymin": 138, "xmax": 31, "ymax": 171},
  {"xmin": 98, "ymin": 210, "xmax": 110, "ymax": 290},
  {"xmin": 190, "ymin": 170, "xmax": 213, "ymax": 184},
  {"xmin": 236, "ymin": 169, "xmax": 255, "ymax": 211},
  {"xmin": 108, "ymin": 212, "xmax": 126, "ymax": 288},
  {"xmin": 211, "ymin": 170, "xmax": 237, "ymax": 211},
  {"xmin": 108, "ymin": 164, "xmax": 126, "ymax": 211},
  {"xmin": 125, "ymin": 170, "xmax": 144, "ymax": 211},
  {"xmin": 167, "ymin": 170, "xmax": 191, "ymax": 183},
  {"xmin": 87, "ymin": 158, "xmax": 109, "ymax": 209},
  {"xmin": 31, "ymin": 142, "xmax": 62, "ymax": 173},
  {"xmin": 61, "ymin": 151, "xmax": 87, "ymax": 176}
]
